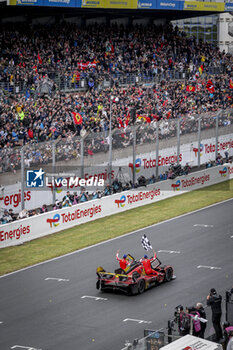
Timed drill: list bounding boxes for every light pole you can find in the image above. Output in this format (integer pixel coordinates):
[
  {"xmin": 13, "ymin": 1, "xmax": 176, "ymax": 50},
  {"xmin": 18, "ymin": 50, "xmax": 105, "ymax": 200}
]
[{"xmin": 109, "ymin": 96, "xmax": 119, "ymax": 186}]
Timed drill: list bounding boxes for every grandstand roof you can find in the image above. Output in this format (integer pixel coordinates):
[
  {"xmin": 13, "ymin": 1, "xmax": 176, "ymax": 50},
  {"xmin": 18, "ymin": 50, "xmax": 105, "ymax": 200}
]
[{"xmin": 0, "ymin": 1, "xmax": 225, "ymax": 22}]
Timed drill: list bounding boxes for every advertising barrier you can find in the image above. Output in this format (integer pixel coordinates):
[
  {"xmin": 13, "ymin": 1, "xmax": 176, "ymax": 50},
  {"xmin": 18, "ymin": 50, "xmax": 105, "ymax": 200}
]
[
  {"xmin": 137, "ymin": 0, "xmax": 183, "ymax": 10},
  {"xmin": 9, "ymin": 0, "xmax": 82, "ymax": 6},
  {"xmin": 8, "ymin": 0, "xmax": 226, "ymax": 10},
  {"xmin": 0, "ymin": 164, "xmax": 232, "ymax": 248},
  {"xmin": 0, "ymin": 133, "xmax": 232, "ymax": 213},
  {"xmin": 225, "ymin": 2, "xmax": 233, "ymax": 11}
]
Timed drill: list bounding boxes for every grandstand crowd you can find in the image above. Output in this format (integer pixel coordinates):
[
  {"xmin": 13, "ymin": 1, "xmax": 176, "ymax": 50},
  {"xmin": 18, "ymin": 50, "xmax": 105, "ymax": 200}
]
[
  {"xmin": 0, "ymin": 21, "xmax": 233, "ymax": 222},
  {"xmin": 0, "ymin": 23, "xmax": 233, "ymax": 167}
]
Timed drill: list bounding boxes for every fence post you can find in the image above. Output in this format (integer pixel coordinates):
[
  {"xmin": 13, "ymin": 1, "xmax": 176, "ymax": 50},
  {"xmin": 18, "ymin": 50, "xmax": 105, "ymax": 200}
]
[
  {"xmin": 20, "ymin": 146, "xmax": 25, "ymax": 211},
  {"xmin": 177, "ymin": 119, "xmax": 180, "ymax": 165},
  {"xmin": 156, "ymin": 122, "xmax": 159, "ymax": 179},
  {"xmin": 52, "ymin": 141, "xmax": 56, "ymax": 204},
  {"xmin": 108, "ymin": 97, "xmax": 113, "ymax": 186},
  {"xmin": 198, "ymin": 118, "xmax": 201, "ymax": 168},
  {"xmin": 132, "ymin": 125, "xmax": 136, "ymax": 186},
  {"xmin": 215, "ymin": 112, "xmax": 219, "ymax": 162},
  {"xmin": 80, "ymin": 137, "xmax": 84, "ymax": 179}
]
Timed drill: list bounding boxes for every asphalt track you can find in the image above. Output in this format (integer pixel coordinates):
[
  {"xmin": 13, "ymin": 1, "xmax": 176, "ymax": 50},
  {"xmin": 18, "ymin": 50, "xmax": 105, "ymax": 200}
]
[{"xmin": 0, "ymin": 199, "xmax": 233, "ymax": 350}]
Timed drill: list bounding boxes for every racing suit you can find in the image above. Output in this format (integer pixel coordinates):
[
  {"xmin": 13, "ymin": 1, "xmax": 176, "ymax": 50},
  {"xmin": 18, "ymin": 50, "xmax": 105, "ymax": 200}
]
[
  {"xmin": 140, "ymin": 252, "xmax": 158, "ymax": 275},
  {"xmin": 116, "ymin": 253, "xmax": 129, "ymax": 270}
]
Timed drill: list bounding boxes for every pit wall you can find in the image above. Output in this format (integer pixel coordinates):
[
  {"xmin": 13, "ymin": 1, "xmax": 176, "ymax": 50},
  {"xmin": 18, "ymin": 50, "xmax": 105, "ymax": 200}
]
[{"xmin": 0, "ymin": 164, "xmax": 232, "ymax": 248}]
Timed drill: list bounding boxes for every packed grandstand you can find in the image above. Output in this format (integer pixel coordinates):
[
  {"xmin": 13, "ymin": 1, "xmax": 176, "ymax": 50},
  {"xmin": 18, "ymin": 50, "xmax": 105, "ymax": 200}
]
[{"xmin": 0, "ymin": 21, "xmax": 233, "ymax": 223}]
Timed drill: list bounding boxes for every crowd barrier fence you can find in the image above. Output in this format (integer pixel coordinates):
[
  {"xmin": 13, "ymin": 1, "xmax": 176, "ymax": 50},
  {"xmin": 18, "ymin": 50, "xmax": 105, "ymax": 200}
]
[{"xmin": 0, "ymin": 163, "xmax": 232, "ymax": 248}]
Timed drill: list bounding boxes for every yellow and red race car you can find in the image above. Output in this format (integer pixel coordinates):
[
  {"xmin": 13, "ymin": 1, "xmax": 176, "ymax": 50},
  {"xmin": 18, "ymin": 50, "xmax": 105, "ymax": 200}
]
[{"xmin": 96, "ymin": 254, "xmax": 175, "ymax": 295}]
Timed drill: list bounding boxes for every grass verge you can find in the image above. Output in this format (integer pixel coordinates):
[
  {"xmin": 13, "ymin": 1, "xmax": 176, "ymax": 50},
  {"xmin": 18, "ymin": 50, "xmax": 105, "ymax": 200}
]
[{"xmin": 1, "ymin": 179, "xmax": 233, "ymax": 276}]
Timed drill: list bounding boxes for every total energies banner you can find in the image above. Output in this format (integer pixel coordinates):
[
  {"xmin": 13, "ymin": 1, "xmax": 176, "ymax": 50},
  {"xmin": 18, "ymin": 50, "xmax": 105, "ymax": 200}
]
[
  {"xmin": 183, "ymin": 1, "xmax": 224, "ymax": 11},
  {"xmin": 0, "ymin": 133, "xmax": 232, "ymax": 213},
  {"xmin": 116, "ymin": 132, "xmax": 233, "ymax": 181},
  {"xmin": 0, "ymin": 164, "xmax": 233, "ymax": 248}
]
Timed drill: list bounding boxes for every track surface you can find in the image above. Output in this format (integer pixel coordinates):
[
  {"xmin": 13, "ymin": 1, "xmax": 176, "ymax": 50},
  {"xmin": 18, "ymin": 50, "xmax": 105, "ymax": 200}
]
[{"xmin": 0, "ymin": 199, "xmax": 233, "ymax": 350}]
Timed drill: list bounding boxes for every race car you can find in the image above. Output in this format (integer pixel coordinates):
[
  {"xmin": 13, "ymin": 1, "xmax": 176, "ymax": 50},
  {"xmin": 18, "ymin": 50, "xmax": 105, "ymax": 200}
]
[{"xmin": 96, "ymin": 254, "xmax": 175, "ymax": 295}]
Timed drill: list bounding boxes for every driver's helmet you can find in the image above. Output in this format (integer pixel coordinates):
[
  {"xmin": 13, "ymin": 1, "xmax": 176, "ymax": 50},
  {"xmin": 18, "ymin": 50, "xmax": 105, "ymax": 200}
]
[
  {"xmin": 144, "ymin": 255, "xmax": 148, "ymax": 259},
  {"xmin": 123, "ymin": 254, "xmax": 127, "ymax": 259}
]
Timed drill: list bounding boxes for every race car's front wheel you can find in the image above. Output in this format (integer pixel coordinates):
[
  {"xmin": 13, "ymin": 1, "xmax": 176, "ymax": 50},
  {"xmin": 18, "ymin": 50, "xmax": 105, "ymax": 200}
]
[
  {"xmin": 165, "ymin": 268, "xmax": 173, "ymax": 282},
  {"xmin": 138, "ymin": 279, "xmax": 145, "ymax": 294}
]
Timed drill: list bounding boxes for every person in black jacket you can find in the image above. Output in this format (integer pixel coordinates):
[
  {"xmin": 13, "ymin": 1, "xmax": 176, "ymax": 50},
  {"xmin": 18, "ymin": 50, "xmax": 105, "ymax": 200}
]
[{"xmin": 207, "ymin": 288, "xmax": 223, "ymax": 341}]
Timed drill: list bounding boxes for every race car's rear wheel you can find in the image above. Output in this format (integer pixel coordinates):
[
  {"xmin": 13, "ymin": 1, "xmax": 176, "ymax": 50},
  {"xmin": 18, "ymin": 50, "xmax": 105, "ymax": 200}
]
[
  {"xmin": 165, "ymin": 268, "xmax": 173, "ymax": 282},
  {"xmin": 138, "ymin": 279, "xmax": 145, "ymax": 294}
]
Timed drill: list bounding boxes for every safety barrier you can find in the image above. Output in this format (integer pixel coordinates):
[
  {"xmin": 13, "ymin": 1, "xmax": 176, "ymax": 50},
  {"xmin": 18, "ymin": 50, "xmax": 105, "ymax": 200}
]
[{"xmin": 0, "ymin": 164, "xmax": 232, "ymax": 248}]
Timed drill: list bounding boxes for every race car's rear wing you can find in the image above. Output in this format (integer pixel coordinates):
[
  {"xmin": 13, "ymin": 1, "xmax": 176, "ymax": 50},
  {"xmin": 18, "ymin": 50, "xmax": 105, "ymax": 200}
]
[{"xmin": 96, "ymin": 266, "xmax": 129, "ymax": 280}]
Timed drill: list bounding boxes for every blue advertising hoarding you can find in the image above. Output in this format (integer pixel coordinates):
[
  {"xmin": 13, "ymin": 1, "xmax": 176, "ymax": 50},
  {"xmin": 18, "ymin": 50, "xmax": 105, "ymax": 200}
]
[
  {"xmin": 225, "ymin": 2, "xmax": 233, "ymax": 11},
  {"xmin": 10, "ymin": 0, "xmax": 81, "ymax": 6}
]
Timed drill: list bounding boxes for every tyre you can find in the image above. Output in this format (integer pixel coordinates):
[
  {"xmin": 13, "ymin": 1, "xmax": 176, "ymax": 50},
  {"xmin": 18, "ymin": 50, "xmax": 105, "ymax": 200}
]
[
  {"xmin": 138, "ymin": 279, "xmax": 145, "ymax": 294},
  {"xmin": 165, "ymin": 267, "xmax": 173, "ymax": 282}
]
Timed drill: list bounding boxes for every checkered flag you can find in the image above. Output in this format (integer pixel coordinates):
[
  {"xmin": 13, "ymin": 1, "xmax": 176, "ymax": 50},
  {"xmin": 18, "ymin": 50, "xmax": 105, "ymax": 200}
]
[{"xmin": 141, "ymin": 234, "xmax": 153, "ymax": 251}]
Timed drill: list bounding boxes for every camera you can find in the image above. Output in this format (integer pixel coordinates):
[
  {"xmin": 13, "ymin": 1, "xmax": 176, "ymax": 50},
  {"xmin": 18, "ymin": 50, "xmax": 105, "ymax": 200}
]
[
  {"xmin": 174, "ymin": 305, "xmax": 183, "ymax": 319},
  {"xmin": 226, "ymin": 289, "xmax": 233, "ymax": 302}
]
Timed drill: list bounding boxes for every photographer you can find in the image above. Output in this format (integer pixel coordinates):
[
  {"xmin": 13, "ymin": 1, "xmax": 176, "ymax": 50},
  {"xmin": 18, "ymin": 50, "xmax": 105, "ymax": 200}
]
[
  {"xmin": 174, "ymin": 306, "xmax": 190, "ymax": 336},
  {"xmin": 207, "ymin": 288, "xmax": 223, "ymax": 342},
  {"xmin": 80, "ymin": 188, "xmax": 89, "ymax": 202}
]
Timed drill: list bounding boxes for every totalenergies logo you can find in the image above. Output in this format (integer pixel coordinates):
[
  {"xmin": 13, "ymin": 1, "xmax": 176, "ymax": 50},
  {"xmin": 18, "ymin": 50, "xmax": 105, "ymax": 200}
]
[
  {"xmin": 55, "ymin": 177, "xmax": 63, "ymax": 193},
  {"xmin": 219, "ymin": 166, "xmax": 228, "ymax": 177},
  {"xmin": 193, "ymin": 144, "xmax": 204, "ymax": 157},
  {"xmin": 128, "ymin": 158, "xmax": 141, "ymax": 173},
  {"xmin": 171, "ymin": 180, "xmax": 181, "ymax": 191},
  {"xmin": 115, "ymin": 195, "xmax": 126, "ymax": 208},
  {"xmin": 46, "ymin": 213, "xmax": 60, "ymax": 228}
]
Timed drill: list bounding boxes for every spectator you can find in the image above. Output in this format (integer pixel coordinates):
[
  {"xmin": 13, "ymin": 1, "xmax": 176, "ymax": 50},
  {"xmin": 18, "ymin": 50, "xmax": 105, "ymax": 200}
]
[
  {"xmin": 17, "ymin": 208, "xmax": 29, "ymax": 220},
  {"xmin": 41, "ymin": 204, "xmax": 48, "ymax": 213},
  {"xmin": 207, "ymin": 288, "xmax": 223, "ymax": 342},
  {"xmin": 8, "ymin": 208, "xmax": 17, "ymax": 221},
  {"xmin": 196, "ymin": 302, "xmax": 207, "ymax": 338},
  {"xmin": 179, "ymin": 307, "xmax": 191, "ymax": 336},
  {"xmin": 187, "ymin": 306, "xmax": 201, "ymax": 337},
  {"xmin": 227, "ymin": 331, "xmax": 233, "ymax": 350}
]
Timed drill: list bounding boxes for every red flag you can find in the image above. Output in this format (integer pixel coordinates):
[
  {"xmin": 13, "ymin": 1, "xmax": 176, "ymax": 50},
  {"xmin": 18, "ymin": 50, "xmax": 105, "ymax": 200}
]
[
  {"xmin": 199, "ymin": 64, "xmax": 203, "ymax": 75},
  {"xmin": 124, "ymin": 113, "xmax": 130, "ymax": 127},
  {"xmin": 230, "ymin": 79, "xmax": 233, "ymax": 89},
  {"xmin": 206, "ymin": 80, "xmax": 215, "ymax": 93},
  {"xmin": 38, "ymin": 54, "xmax": 42, "ymax": 65},
  {"xmin": 72, "ymin": 112, "xmax": 82, "ymax": 125},
  {"xmin": 206, "ymin": 80, "xmax": 215, "ymax": 92},
  {"xmin": 117, "ymin": 117, "xmax": 124, "ymax": 128},
  {"xmin": 206, "ymin": 79, "xmax": 213, "ymax": 89},
  {"xmin": 186, "ymin": 86, "xmax": 195, "ymax": 92},
  {"xmin": 207, "ymin": 86, "xmax": 215, "ymax": 93}
]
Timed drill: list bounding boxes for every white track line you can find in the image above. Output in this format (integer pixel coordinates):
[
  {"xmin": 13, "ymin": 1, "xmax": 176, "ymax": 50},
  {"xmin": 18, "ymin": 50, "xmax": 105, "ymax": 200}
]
[{"xmin": 1, "ymin": 197, "xmax": 232, "ymax": 279}]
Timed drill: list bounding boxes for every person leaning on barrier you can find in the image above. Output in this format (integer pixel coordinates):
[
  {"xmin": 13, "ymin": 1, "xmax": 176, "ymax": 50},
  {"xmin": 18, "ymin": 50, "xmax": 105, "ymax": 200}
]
[{"xmin": 196, "ymin": 302, "xmax": 207, "ymax": 339}]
